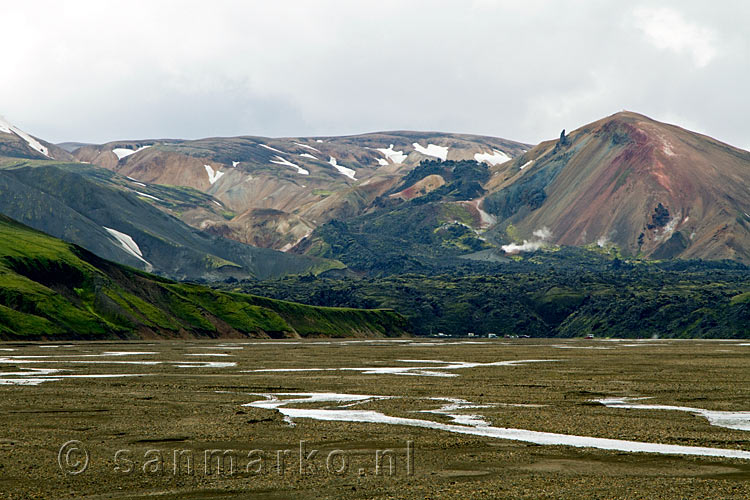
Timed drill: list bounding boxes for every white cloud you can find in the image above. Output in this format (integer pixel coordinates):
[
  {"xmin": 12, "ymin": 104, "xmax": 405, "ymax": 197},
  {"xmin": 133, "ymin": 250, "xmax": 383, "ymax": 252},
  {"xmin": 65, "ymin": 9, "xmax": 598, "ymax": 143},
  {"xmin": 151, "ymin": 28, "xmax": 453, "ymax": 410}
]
[
  {"xmin": 633, "ymin": 6, "xmax": 717, "ymax": 68},
  {"xmin": 0, "ymin": 1, "xmax": 746, "ymax": 149}
]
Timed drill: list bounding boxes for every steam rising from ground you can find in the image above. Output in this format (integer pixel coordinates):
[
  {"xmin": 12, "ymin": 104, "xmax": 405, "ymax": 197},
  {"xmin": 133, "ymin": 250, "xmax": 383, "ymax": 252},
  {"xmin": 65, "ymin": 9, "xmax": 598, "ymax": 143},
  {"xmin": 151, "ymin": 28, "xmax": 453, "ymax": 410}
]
[{"xmin": 502, "ymin": 227, "xmax": 552, "ymax": 253}]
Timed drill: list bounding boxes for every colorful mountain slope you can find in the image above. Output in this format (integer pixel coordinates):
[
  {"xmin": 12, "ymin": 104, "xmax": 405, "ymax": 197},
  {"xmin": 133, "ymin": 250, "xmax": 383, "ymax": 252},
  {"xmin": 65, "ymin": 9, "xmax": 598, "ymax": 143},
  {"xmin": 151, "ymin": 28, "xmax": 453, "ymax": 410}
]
[
  {"xmin": 0, "ymin": 159, "xmax": 340, "ymax": 280},
  {"xmin": 481, "ymin": 111, "xmax": 750, "ymax": 262},
  {"xmin": 71, "ymin": 132, "xmax": 529, "ymax": 250}
]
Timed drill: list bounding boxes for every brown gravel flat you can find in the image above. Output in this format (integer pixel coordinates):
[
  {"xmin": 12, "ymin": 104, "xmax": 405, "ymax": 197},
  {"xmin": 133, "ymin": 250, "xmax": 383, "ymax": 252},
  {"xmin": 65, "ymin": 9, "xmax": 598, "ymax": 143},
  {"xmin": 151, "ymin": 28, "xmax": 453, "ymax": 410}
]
[{"xmin": 1, "ymin": 338, "xmax": 749, "ymax": 499}]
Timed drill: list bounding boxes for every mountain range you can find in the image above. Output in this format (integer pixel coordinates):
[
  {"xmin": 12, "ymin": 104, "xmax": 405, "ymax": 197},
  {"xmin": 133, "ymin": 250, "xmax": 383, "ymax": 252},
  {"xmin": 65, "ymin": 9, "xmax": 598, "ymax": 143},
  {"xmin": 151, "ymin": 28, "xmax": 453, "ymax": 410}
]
[
  {"xmin": 1, "ymin": 111, "xmax": 748, "ymax": 338},
  {"xmin": 69, "ymin": 131, "xmax": 529, "ymax": 252},
  {"xmin": 1, "ymin": 111, "xmax": 749, "ymax": 279}
]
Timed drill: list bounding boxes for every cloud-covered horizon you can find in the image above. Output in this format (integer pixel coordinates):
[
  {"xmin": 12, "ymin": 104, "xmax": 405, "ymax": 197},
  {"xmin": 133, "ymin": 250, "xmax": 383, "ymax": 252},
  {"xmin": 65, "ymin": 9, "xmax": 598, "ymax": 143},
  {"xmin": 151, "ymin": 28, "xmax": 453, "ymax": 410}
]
[{"xmin": 1, "ymin": 1, "xmax": 748, "ymax": 150}]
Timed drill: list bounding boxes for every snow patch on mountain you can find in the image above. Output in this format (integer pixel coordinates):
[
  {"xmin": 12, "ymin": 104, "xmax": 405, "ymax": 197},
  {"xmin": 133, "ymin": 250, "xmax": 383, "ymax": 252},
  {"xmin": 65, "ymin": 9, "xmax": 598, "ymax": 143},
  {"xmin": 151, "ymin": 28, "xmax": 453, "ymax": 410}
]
[
  {"xmin": 103, "ymin": 227, "xmax": 151, "ymax": 269},
  {"xmin": 204, "ymin": 164, "xmax": 225, "ymax": 184},
  {"xmin": 294, "ymin": 142, "xmax": 321, "ymax": 153},
  {"xmin": 232, "ymin": 161, "xmax": 240, "ymax": 167},
  {"xmin": 474, "ymin": 149, "xmax": 510, "ymax": 166},
  {"xmin": 299, "ymin": 153, "xmax": 318, "ymax": 160},
  {"xmin": 520, "ymin": 160, "xmax": 534, "ymax": 170},
  {"xmin": 260, "ymin": 144, "xmax": 285, "ymax": 154},
  {"xmin": 112, "ymin": 149, "xmax": 134, "ymax": 160},
  {"xmin": 134, "ymin": 191, "xmax": 163, "ymax": 202},
  {"xmin": 280, "ymin": 229, "xmax": 313, "ymax": 253},
  {"xmin": 413, "ymin": 142, "xmax": 448, "ymax": 161},
  {"xmin": 376, "ymin": 144, "xmax": 407, "ymax": 164},
  {"xmin": 112, "ymin": 145, "xmax": 151, "ymax": 160},
  {"xmin": 270, "ymin": 156, "xmax": 309, "ymax": 175},
  {"xmin": 328, "ymin": 157, "xmax": 357, "ymax": 180},
  {"xmin": 0, "ymin": 115, "xmax": 51, "ymax": 158}
]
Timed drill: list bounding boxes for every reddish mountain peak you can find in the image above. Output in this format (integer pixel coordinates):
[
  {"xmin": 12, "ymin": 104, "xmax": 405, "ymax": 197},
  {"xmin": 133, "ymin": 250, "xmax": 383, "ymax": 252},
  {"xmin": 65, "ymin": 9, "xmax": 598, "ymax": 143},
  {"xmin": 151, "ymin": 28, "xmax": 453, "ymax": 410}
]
[
  {"xmin": 606, "ymin": 110, "xmax": 654, "ymax": 121},
  {"xmin": 575, "ymin": 111, "xmax": 664, "ymax": 143},
  {"xmin": 486, "ymin": 111, "xmax": 750, "ymax": 263}
]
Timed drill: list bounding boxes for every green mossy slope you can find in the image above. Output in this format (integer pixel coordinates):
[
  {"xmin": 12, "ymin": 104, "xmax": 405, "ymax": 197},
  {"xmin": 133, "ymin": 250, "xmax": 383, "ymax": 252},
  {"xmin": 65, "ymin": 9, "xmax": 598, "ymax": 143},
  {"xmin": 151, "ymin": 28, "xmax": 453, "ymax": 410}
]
[{"xmin": 0, "ymin": 215, "xmax": 408, "ymax": 340}]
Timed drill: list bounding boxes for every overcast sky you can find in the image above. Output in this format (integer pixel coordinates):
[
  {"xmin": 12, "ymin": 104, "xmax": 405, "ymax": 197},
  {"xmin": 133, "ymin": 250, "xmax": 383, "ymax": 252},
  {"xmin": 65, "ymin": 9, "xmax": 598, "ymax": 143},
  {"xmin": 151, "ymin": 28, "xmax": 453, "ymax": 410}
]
[{"xmin": 1, "ymin": 1, "xmax": 748, "ymax": 149}]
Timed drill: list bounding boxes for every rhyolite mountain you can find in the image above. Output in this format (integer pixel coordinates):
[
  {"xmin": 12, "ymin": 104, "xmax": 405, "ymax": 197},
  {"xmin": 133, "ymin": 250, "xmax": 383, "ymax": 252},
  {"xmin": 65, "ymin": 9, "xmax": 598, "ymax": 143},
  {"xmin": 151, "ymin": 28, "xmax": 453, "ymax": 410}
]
[
  {"xmin": 72, "ymin": 132, "xmax": 530, "ymax": 250},
  {"xmin": 4, "ymin": 112, "xmax": 748, "ymax": 340},
  {"xmin": 0, "ymin": 214, "xmax": 408, "ymax": 340},
  {"xmin": 291, "ymin": 112, "xmax": 750, "ymax": 270},
  {"xmin": 0, "ymin": 161, "xmax": 339, "ymax": 281},
  {"xmin": 68, "ymin": 112, "xmax": 750, "ymax": 265},
  {"xmin": 482, "ymin": 111, "xmax": 750, "ymax": 262},
  {"xmin": 0, "ymin": 118, "xmax": 340, "ymax": 281},
  {"xmin": 5, "ymin": 110, "xmax": 748, "ymax": 276}
]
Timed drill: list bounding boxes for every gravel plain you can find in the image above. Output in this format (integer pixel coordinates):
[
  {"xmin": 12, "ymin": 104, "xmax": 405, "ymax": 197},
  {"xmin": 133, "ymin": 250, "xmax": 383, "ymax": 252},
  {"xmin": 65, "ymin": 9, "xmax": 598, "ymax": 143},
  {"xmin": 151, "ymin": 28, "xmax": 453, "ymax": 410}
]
[{"xmin": 1, "ymin": 338, "xmax": 749, "ymax": 499}]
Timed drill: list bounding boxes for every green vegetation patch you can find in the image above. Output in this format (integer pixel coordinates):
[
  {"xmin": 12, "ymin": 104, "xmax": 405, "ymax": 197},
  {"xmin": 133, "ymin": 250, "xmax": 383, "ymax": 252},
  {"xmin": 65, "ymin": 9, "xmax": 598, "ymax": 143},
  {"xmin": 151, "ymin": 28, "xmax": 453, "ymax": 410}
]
[
  {"xmin": 0, "ymin": 215, "xmax": 410, "ymax": 340},
  {"xmin": 231, "ymin": 248, "xmax": 750, "ymax": 339}
]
